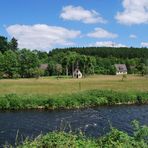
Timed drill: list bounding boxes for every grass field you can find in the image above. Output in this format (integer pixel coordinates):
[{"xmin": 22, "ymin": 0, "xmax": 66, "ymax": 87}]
[{"xmin": 0, "ymin": 75, "xmax": 148, "ymax": 95}]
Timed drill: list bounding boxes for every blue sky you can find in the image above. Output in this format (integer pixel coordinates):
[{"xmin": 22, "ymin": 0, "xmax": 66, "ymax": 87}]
[{"xmin": 0, "ymin": 0, "xmax": 148, "ymax": 51}]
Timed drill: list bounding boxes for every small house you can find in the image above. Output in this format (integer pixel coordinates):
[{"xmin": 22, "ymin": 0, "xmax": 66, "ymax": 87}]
[
  {"xmin": 73, "ymin": 68, "xmax": 82, "ymax": 78},
  {"xmin": 39, "ymin": 64, "xmax": 48, "ymax": 71},
  {"xmin": 115, "ymin": 64, "xmax": 127, "ymax": 75}
]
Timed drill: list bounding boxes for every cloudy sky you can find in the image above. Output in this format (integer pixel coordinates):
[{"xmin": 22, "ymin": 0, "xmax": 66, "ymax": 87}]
[{"xmin": 0, "ymin": 0, "xmax": 148, "ymax": 51}]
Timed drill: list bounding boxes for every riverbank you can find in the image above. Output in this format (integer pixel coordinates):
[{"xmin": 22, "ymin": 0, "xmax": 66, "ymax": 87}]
[
  {"xmin": 0, "ymin": 89, "xmax": 148, "ymax": 110},
  {"xmin": 8, "ymin": 121, "xmax": 148, "ymax": 148}
]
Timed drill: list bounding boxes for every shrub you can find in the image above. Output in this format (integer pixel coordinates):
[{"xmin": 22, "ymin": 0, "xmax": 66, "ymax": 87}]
[
  {"xmin": 0, "ymin": 90, "xmax": 148, "ymax": 110},
  {"xmin": 13, "ymin": 122, "xmax": 148, "ymax": 148}
]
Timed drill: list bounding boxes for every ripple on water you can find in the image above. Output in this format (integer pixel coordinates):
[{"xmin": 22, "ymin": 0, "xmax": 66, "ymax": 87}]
[{"xmin": 0, "ymin": 105, "xmax": 148, "ymax": 147}]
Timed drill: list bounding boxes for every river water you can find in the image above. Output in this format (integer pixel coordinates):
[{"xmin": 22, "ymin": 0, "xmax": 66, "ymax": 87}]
[{"xmin": 0, "ymin": 105, "xmax": 148, "ymax": 147}]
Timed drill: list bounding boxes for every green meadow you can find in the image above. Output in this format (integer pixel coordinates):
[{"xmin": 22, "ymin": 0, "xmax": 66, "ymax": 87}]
[
  {"xmin": 0, "ymin": 75, "xmax": 148, "ymax": 110},
  {"xmin": 0, "ymin": 75, "xmax": 148, "ymax": 95}
]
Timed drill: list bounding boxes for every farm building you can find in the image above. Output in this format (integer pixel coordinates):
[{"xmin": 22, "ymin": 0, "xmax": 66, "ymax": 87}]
[
  {"xmin": 39, "ymin": 64, "xmax": 48, "ymax": 71},
  {"xmin": 73, "ymin": 68, "xmax": 82, "ymax": 78},
  {"xmin": 115, "ymin": 64, "xmax": 127, "ymax": 75}
]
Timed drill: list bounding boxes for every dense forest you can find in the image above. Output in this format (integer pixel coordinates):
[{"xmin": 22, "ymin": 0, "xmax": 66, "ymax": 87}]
[{"xmin": 0, "ymin": 35, "xmax": 148, "ymax": 78}]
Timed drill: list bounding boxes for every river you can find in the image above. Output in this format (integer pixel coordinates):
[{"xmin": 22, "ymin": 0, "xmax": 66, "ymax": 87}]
[{"xmin": 0, "ymin": 105, "xmax": 148, "ymax": 147}]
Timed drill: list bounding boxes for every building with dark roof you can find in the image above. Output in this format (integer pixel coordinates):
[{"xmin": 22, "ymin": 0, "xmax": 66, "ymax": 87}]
[
  {"xmin": 39, "ymin": 64, "xmax": 48, "ymax": 71},
  {"xmin": 114, "ymin": 64, "xmax": 127, "ymax": 75},
  {"xmin": 73, "ymin": 68, "xmax": 82, "ymax": 78}
]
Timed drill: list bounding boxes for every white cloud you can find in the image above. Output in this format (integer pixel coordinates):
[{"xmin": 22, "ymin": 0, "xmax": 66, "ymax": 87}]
[
  {"xmin": 87, "ymin": 28, "xmax": 118, "ymax": 38},
  {"xmin": 60, "ymin": 5, "xmax": 106, "ymax": 24},
  {"xmin": 129, "ymin": 34, "xmax": 137, "ymax": 39},
  {"xmin": 115, "ymin": 0, "xmax": 148, "ymax": 25},
  {"xmin": 89, "ymin": 41, "xmax": 127, "ymax": 47},
  {"xmin": 6, "ymin": 24, "xmax": 81, "ymax": 50},
  {"xmin": 141, "ymin": 42, "xmax": 148, "ymax": 47}
]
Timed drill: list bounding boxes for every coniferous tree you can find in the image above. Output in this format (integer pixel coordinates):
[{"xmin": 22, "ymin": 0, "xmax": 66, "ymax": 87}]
[
  {"xmin": 9, "ymin": 37, "xmax": 18, "ymax": 51},
  {"xmin": 0, "ymin": 36, "xmax": 9, "ymax": 53}
]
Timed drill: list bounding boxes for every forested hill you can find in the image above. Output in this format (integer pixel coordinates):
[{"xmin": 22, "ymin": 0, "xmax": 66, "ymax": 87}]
[
  {"xmin": 0, "ymin": 35, "xmax": 148, "ymax": 78},
  {"xmin": 50, "ymin": 47, "xmax": 148, "ymax": 59}
]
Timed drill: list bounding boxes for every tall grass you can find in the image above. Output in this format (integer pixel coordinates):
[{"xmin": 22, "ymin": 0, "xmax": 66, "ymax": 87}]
[{"xmin": 0, "ymin": 90, "xmax": 148, "ymax": 110}]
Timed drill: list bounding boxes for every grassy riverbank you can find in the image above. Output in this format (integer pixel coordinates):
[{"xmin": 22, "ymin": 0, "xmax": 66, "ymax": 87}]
[
  {"xmin": 0, "ymin": 89, "xmax": 148, "ymax": 110},
  {"xmin": 10, "ymin": 121, "xmax": 148, "ymax": 148},
  {"xmin": 0, "ymin": 75, "xmax": 148, "ymax": 110}
]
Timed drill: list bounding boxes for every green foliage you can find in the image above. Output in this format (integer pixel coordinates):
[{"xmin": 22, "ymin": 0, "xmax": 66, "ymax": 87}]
[
  {"xmin": 49, "ymin": 48, "xmax": 148, "ymax": 75},
  {"xmin": 0, "ymin": 72, "xmax": 4, "ymax": 79},
  {"xmin": 12, "ymin": 122, "xmax": 148, "ymax": 148},
  {"xmin": 98, "ymin": 127, "xmax": 148, "ymax": 148},
  {"xmin": 0, "ymin": 52, "xmax": 4, "ymax": 72},
  {"xmin": 132, "ymin": 120, "xmax": 148, "ymax": 142},
  {"xmin": 16, "ymin": 132, "xmax": 98, "ymax": 148},
  {"xmin": 0, "ymin": 36, "xmax": 9, "ymax": 53},
  {"xmin": 122, "ymin": 74, "xmax": 127, "ymax": 81},
  {"xmin": 0, "ymin": 90, "xmax": 147, "ymax": 110},
  {"xmin": 28, "ymin": 68, "xmax": 44, "ymax": 78},
  {"xmin": 51, "ymin": 47, "xmax": 148, "ymax": 59},
  {"xmin": 12, "ymin": 73, "xmax": 21, "ymax": 79},
  {"xmin": 33, "ymin": 50, "xmax": 49, "ymax": 64},
  {"xmin": 9, "ymin": 37, "xmax": 18, "ymax": 51},
  {"xmin": 48, "ymin": 60, "xmax": 57, "ymax": 75},
  {"xmin": 18, "ymin": 49, "xmax": 39, "ymax": 78},
  {"xmin": 55, "ymin": 63, "xmax": 62, "ymax": 78},
  {"xmin": 138, "ymin": 63, "xmax": 147, "ymax": 76},
  {"xmin": 0, "ymin": 35, "xmax": 148, "ymax": 78},
  {"xmin": 34, "ymin": 68, "xmax": 45, "ymax": 78},
  {"xmin": 3, "ymin": 50, "xmax": 19, "ymax": 78}
]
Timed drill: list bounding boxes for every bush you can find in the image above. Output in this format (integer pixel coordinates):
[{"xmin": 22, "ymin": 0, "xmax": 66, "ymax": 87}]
[
  {"xmin": 0, "ymin": 72, "xmax": 4, "ymax": 79},
  {"xmin": 13, "ymin": 122, "xmax": 148, "ymax": 148},
  {"xmin": 0, "ymin": 90, "xmax": 148, "ymax": 110},
  {"xmin": 12, "ymin": 73, "xmax": 21, "ymax": 79}
]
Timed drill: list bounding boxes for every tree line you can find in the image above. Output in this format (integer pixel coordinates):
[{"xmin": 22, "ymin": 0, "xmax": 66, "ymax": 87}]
[
  {"xmin": 0, "ymin": 35, "xmax": 148, "ymax": 79},
  {"xmin": 50, "ymin": 47, "xmax": 148, "ymax": 59},
  {"xmin": 48, "ymin": 47, "xmax": 148, "ymax": 76}
]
